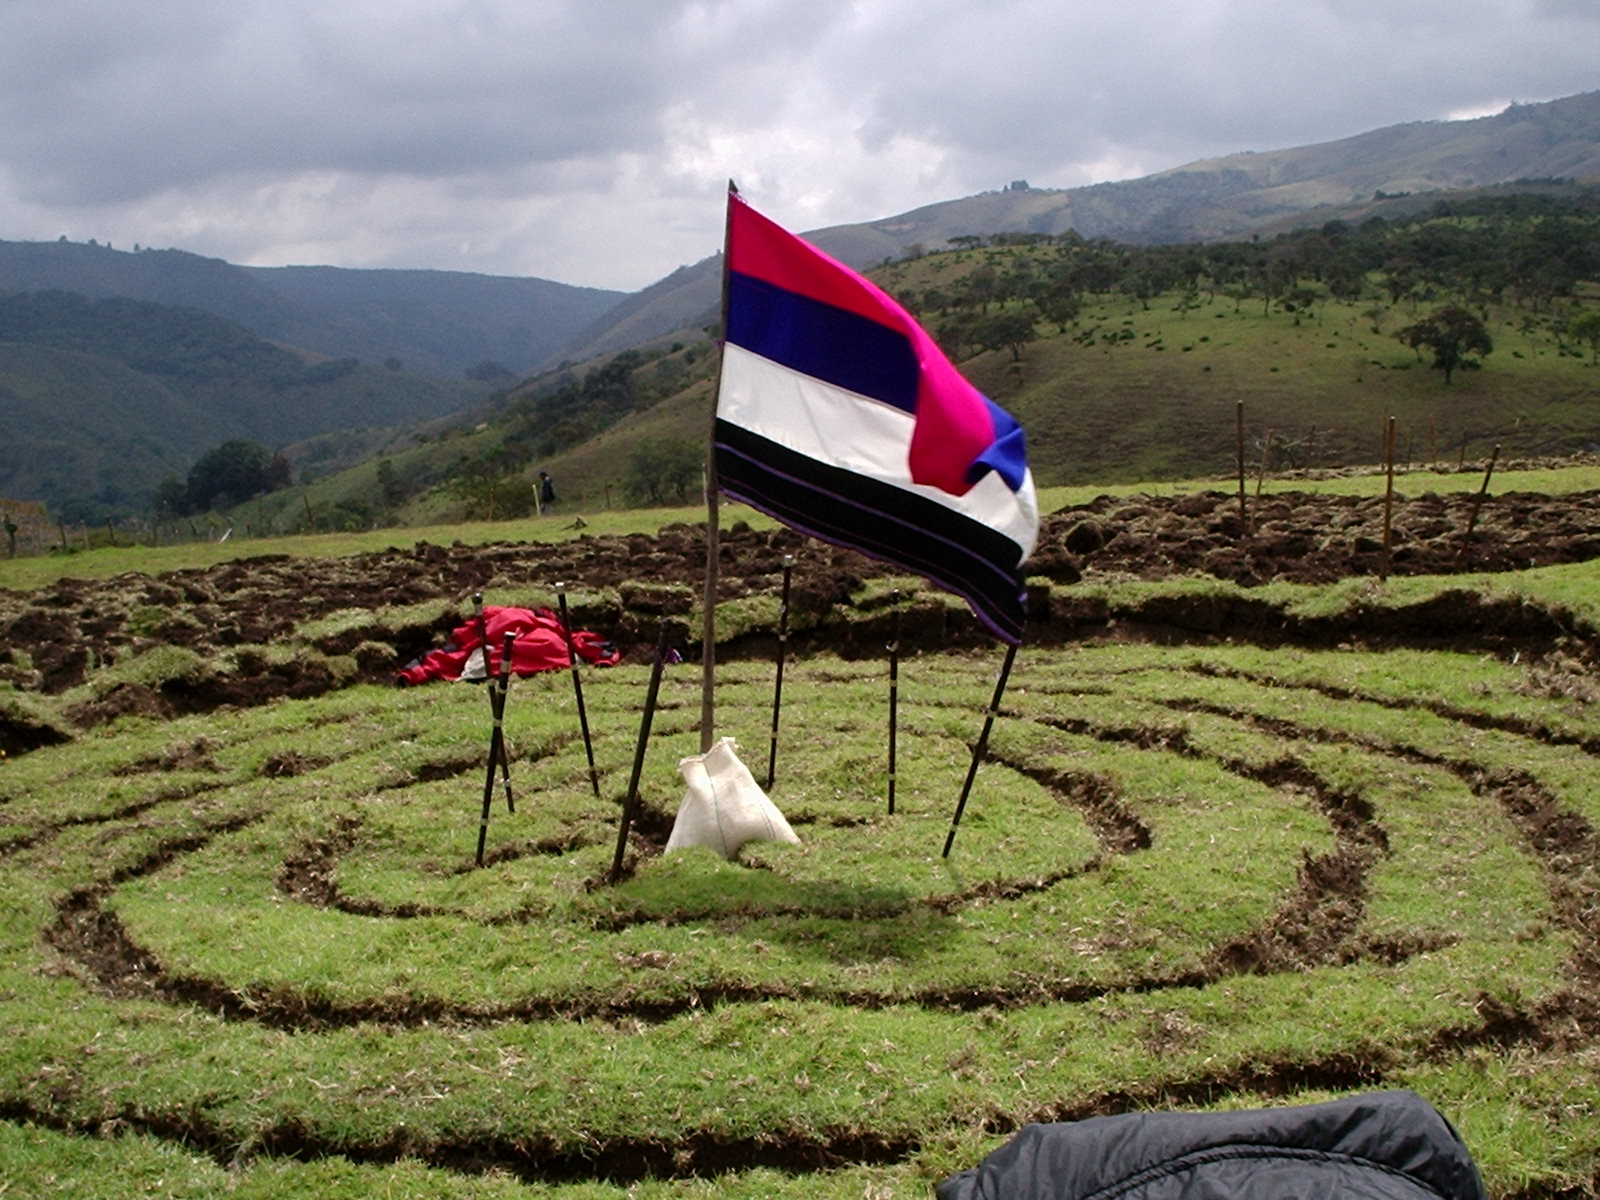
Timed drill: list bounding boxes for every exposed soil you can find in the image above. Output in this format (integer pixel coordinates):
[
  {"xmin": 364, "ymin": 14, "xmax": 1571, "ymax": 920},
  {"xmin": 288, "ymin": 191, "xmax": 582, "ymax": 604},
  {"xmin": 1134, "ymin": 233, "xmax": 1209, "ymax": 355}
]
[{"xmin": 5, "ymin": 486, "xmax": 1600, "ymax": 748}]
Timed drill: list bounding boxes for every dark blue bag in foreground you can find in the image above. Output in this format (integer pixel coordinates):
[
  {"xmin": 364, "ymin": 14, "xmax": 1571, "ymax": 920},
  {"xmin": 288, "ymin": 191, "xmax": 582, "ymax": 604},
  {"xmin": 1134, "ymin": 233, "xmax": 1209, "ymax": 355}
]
[{"xmin": 936, "ymin": 1090, "xmax": 1487, "ymax": 1200}]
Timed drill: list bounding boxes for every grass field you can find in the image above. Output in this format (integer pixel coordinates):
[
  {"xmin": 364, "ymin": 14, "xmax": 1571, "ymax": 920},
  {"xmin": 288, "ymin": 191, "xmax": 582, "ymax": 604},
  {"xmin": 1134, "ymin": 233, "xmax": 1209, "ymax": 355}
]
[
  {"xmin": 6, "ymin": 480, "xmax": 1600, "ymax": 1195},
  {"xmin": 3, "ymin": 645, "xmax": 1597, "ymax": 1195}
]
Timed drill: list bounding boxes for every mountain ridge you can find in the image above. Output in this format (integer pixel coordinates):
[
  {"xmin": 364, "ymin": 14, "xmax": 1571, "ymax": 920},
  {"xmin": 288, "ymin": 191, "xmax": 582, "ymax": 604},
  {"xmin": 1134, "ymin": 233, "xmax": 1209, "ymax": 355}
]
[
  {"xmin": 3, "ymin": 90, "xmax": 1600, "ymax": 519},
  {"xmin": 0, "ymin": 239, "xmax": 624, "ymax": 377},
  {"xmin": 561, "ymin": 91, "xmax": 1600, "ymax": 362}
]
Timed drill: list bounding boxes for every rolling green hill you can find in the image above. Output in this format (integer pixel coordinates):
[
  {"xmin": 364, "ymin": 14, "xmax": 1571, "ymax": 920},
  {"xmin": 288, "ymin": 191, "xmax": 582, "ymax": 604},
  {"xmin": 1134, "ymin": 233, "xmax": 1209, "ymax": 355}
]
[
  {"xmin": 0, "ymin": 292, "xmax": 492, "ymax": 519},
  {"xmin": 268, "ymin": 190, "xmax": 1600, "ymax": 532},
  {"xmin": 6, "ymin": 91, "xmax": 1600, "ymax": 528},
  {"xmin": 0, "ymin": 238, "xmax": 624, "ymax": 377},
  {"xmin": 558, "ymin": 91, "xmax": 1600, "ymax": 363}
]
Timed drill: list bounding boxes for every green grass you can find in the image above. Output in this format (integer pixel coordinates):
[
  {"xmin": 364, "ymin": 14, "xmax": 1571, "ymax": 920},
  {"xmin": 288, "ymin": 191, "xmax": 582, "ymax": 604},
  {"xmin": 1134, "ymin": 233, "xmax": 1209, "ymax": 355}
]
[
  {"xmin": 5, "ymin": 612, "xmax": 1600, "ymax": 1195},
  {"xmin": 7, "ymin": 487, "xmax": 1600, "ymax": 1195},
  {"xmin": 860, "ymin": 256, "xmax": 1600, "ymax": 487}
]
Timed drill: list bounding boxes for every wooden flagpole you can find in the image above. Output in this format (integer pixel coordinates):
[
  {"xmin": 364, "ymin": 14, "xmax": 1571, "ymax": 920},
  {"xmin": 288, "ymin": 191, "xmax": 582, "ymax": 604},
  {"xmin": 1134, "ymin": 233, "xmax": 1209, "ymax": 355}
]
[{"xmin": 700, "ymin": 182, "xmax": 739, "ymax": 753}]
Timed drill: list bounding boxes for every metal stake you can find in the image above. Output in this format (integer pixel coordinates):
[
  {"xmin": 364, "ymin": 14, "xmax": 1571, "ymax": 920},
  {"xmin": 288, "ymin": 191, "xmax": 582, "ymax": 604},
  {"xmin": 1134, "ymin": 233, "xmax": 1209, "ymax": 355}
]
[
  {"xmin": 766, "ymin": 554, "xmax": 795, "ymax": 789},
  {"xmin": 887, "ymin": 589, "xmax": 901, "ymax": 815},
  {"xmin": 554, "ymin": 582, "xmax": 600, "ymax": 796},
  {"xmin": 1459, "ymin": 442, "xmax": 1501, "ymax": 560},
  {"xmin": 1381, "ymin": 415, "xmax": 1397, "ymax": 582},
  {"xmin": 610, "ymin": 620, "xmax": 675, "ymax": 885},
  {"xmin": 476, "ymin": 630, "xmax": 517, "ymax": 867},
  {"xmin": 942, "ymin": 641, "xmax": 1019, "ymax": 858}
]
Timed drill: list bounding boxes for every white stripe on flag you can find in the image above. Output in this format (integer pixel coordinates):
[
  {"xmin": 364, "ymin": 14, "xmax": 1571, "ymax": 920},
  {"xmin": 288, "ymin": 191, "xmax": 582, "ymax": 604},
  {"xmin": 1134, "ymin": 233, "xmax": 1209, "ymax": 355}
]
[{"xmin": 719, "ymin": 344, "xmax": 1038, "ymax": 558}]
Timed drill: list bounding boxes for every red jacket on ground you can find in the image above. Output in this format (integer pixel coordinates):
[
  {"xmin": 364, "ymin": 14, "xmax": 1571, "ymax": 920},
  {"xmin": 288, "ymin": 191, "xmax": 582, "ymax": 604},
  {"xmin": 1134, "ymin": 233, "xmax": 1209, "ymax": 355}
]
[{"xmin": 396, "ymin": 606, "xmax": 620, "ymax": 686}]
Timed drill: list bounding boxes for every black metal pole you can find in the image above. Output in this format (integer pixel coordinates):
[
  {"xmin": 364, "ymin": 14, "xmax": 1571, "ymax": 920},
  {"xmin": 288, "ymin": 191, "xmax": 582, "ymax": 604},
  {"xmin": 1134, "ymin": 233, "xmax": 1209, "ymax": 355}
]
[
  {"xmin": 472, "ymin": 592, "xmax": 490, "ymax": 681},
  {"xmin": 887, "ymin": 589, "xmax": 901, "ymax": 815},
  {"xmin": 765, "ymin": 553, "xmax": 795, "ymax": 789},
  {"xmin": 471, "ymin": 592, "xmax": 495, "ymax": 867},
  {"xmin": 610, "ymin": 620, "xmax": 675, "ymax": 885},
  {"xmin": 474, "ymin": 592, "xmax": 515, "ymax": 817},
  {"xmin": 554, "ymin": 582, "xmax": 601, "ymax": 796},
  {"xmin": 494, "ymin": 630, "xmax": 515, "ymax": 815},
  {"xmin": 942, "ymin": 641, "xmax": 1019, "ymax": 859},
  {"xmin": 476, "ymin": 630, "xmax": 517, "ymax": 867}
]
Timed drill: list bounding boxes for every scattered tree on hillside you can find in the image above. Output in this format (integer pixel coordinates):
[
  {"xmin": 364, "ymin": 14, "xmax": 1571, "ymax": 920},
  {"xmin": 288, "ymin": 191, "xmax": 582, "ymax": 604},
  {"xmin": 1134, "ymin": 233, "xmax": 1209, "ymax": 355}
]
[
  {"xmin": 1568, "ymin": 311, "xmax": 1600, "ymax": 364},
  {"xmin": 626, "ymin": 437, "xmax": 701, "ymax": 505},
  {"xmin": 1033, "ymin": 284, "xmax": 1081, "ymax": 332},
  {"xmin": 1396, "ymin": 305, "xmax": 1494, "ymax": 384},
  {"xmin": 185, "ymin": 440, "xmax": 274, "ymax": 511},
  {"xmin": 376, "ymin": 458, "xmax": 409, "ymax": 509},
  {"xmin": 154, "ymin": 475, "xmax": 189, "ymax": 518},
  {"xmin": 978, "ymin": 310, "xmax": 1040, "ymax": 361},
  {"xmin": 451, "ymin": 468, "xmax": 537, "ymax": 521},
  {"xmin": 264, "ymin": 453, "xmax": 292, "ymax": 492}
]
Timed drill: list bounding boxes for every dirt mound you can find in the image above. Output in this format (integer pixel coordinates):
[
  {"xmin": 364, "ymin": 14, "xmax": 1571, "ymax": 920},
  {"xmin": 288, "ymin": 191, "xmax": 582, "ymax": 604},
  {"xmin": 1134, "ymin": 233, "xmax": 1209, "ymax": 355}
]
[
  {"xmin": 1036, "ymin": 488, "xmax": 1600, "ymax": 585},
  {"xmin": 3, "ymin": 488, "xmax": 1599, "ymax": 743}
]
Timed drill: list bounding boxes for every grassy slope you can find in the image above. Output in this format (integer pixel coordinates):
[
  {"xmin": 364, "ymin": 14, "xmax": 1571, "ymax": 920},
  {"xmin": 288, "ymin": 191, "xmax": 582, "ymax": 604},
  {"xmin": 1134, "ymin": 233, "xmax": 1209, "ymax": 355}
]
[
  {"xmin": 10, "ymin": 454, "xmax": 1600, "ymax": 1194},
  {"xmin": 873, "ymin": 251, "xmax": 1600, "ymax": 487},
  {"xmin": 264, "ymin": 240, "xmax": 1600, "ymax": 532}
]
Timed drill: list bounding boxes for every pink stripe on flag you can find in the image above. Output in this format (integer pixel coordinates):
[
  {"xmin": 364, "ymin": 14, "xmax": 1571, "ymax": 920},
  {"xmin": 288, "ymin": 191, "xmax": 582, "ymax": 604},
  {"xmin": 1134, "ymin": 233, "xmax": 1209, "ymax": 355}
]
[{"xmin": 727, "ymin": 194, "xmax": 998, "ymax": 497}]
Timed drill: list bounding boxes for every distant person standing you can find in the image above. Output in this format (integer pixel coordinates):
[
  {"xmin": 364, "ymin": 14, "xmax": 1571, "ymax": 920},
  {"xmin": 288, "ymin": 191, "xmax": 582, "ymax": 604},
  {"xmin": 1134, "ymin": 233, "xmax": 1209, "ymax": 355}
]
[{"xmin": 539, "ymin": 470, "xmax": 557, "ymax": 513}]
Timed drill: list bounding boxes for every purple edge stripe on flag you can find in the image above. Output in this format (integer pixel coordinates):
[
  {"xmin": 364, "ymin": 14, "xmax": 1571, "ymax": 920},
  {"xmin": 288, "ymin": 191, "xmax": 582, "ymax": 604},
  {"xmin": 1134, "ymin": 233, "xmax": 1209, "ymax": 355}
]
[{"xmin": 714, "ymin": 427, "xmax": 1027, "ymax": 643}]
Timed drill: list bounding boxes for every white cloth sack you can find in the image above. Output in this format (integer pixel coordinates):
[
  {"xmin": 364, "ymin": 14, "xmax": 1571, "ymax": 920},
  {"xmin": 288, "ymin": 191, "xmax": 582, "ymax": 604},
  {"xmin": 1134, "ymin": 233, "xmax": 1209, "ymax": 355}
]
[{"xmin": 667, "ymin": 737, "xmax": 800, "ymax": 860}]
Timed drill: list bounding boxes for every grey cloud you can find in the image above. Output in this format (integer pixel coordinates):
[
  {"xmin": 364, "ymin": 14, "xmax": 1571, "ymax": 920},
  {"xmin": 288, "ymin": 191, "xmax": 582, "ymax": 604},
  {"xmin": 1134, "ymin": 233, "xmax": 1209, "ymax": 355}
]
[{"xmin": 0, "ymin": 0, "xmax": 1594, "ymax": 289}]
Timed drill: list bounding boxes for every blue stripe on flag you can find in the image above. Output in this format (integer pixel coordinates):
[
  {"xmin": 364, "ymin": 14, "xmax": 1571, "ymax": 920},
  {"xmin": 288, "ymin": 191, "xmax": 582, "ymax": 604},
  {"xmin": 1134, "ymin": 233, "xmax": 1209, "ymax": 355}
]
[
  {"xmin": 972, "ymin": 398, "xmax": 1029, "ymax": 492},
  {"xmin": 726, "ymin": 272, "xmax": 920, "ymax": 414}
]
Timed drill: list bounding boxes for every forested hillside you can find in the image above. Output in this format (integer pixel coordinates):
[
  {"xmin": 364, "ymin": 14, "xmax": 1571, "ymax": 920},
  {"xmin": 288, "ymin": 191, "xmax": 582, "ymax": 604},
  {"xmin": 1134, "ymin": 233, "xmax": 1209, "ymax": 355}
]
[
  {"xmin": 557, "ymin": 92, "xmax": 1600, "ymax": 364},
  {"xmin": 288, "ymin": 189, "xmax": 1600, "ymax": 531},
  {"xmin": 0, "ymin": 292, "xmax": 490, "ymax": 520},
  {"xmin": 0, "ymin": 238, "xmax": 624, "ymax": 377}
]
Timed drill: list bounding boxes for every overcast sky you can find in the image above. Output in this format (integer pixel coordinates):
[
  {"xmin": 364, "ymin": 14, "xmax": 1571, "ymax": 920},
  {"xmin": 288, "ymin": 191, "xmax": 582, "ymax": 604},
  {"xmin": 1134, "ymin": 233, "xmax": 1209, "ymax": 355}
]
[{"xmin": 1, "ymin": 1, "xmax": 1595, "ymax": 293}]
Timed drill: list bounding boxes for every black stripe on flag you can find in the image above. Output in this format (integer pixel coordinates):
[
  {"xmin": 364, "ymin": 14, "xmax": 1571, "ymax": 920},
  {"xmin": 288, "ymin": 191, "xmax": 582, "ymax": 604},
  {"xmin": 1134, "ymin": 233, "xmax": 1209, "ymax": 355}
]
[{"xmin": 714, "ymin": 420, "xmax": 1027, "ymax": 643}]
